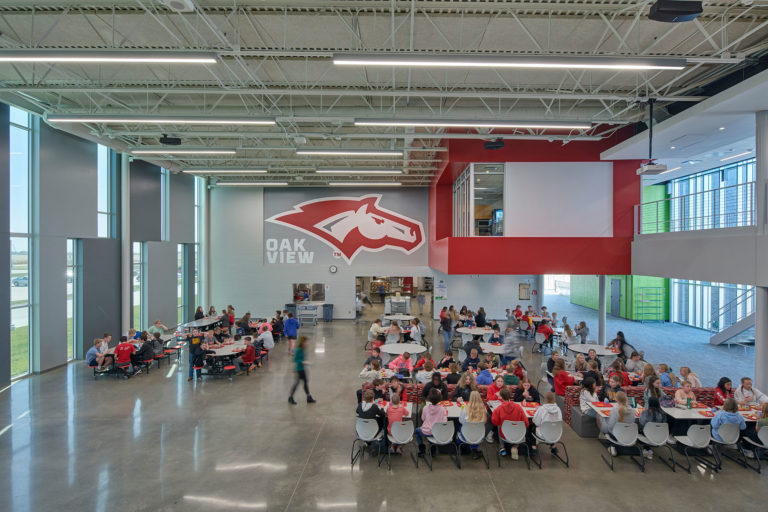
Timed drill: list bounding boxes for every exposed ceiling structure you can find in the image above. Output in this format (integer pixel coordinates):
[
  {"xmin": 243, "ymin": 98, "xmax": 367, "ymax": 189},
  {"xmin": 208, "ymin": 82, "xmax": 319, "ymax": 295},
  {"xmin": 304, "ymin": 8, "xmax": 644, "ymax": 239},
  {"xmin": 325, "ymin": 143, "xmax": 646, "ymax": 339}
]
[{"xmin": 0, "ymin": 1, "xmax": 767, "ymax": 186}]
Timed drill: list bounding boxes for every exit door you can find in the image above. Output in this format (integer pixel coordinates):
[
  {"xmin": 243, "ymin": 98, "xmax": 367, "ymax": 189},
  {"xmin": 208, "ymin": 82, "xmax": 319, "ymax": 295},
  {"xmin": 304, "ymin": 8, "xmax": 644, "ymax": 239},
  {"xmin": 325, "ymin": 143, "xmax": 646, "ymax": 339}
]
[{"xmin": 610, "ymin": 279, "xmax": 621, "ymax": 317}]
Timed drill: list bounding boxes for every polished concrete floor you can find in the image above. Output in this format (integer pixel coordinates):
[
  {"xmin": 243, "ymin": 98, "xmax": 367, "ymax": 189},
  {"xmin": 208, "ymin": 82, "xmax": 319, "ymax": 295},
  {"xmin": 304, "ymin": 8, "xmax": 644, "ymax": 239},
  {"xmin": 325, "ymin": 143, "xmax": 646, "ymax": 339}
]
[{"xmin": 1, "ymin": 309, "xmax": 767, "ymax": 512}]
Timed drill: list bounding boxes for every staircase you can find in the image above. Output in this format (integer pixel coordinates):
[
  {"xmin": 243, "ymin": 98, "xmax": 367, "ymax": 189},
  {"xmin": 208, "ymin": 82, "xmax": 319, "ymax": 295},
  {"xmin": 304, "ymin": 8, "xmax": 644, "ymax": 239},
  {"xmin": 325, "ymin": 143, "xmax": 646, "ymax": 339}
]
[{"xmin": 709, "ymin": 288, "xmax": 755, "ymax": 346}]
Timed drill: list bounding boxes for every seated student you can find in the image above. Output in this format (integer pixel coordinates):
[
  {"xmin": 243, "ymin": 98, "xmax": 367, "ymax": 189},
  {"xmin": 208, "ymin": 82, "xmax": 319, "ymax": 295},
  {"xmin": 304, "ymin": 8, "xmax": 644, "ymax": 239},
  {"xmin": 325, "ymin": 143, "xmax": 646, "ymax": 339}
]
[
  {"xmin": 536, "ymin": 319, "xmax": 555, "ymax": 348},
  {"xmin": 422, "ymin": 372, "xmax": 449, "ymax": 401},
  {"xmin": 388, "ymin": 376, "xmax": 408, "ymax": 403},
  {"xmin": 657, "ymin": 364, "xmax": 677, "ymax": 388},
  {"xmin": 512, "ymin": 305, "xmax": 523, "ymax": 320},
  {"xmin": 127, "ymin": 328, "xmax": 139, "ymax": 340},
  {"xmin": 388, "ymin": 351, "xmax": 413, "ymax": 376},
  {"xmin": 193, "ymin": 307, "xmax": 204, "ymax": 321},
  {"xmin": 549, "ymin": 312, "xmax": 559, "ymax": 328},
  {"xmin": 624, "ymin": 351, "xmax": 647, "ymax": 374},
  {"xmin": 599, "ymin": 374, "xmax": 624, "ymax": 403},
  {"xmin": 503, "ymin": 363, "xmax": 521, "ymax": 387},
  {"xmin": 147, "ymin": 319, "xmax": 168, "ymax": 337},
  {"xmin": 715, "ymin": 377, "xmax": 735, "ymax": 406},
  {"xmin": 586, "ymin": 348, "xmax": 602, "ymax": 371},
  {"xmin": 461, "ymin": 348, "xmax": 481, "ymax": 372},
  {"xmin": 210, "ymin": 326, "xmax": 225, "ymax": 343},
  {"xmin": 369, "ymin": 319, "xmax": 386, "ymax": 342},
  {"xmin": 408, "ymin": 318, "xmax": 425, "ymax": 344},
  {"xmin": 462, "ymin": 338, "xmax": 483, "ymax": 357},
  {"xmin": 482, "ymin": 352, "xmax": 499, "ymax": 370},
  {"xmin": 458, "ymin": 390, "xmax": 491, "ymax": 458},
  {"xmin": 572, "ymin": 353, "xmax": 588, "ymax": 373},
  {"xmin": 271, "ymin": 311, "xmax": 283, "ymax": 336},
  {"xmin": 491, "ymin": 387, "xmax": 533, "ymax": 459},
  {"xmin": 113, "ymin": 336, "xmax": 135, "ymax": 375},
  {"xmin": 487, "ymin": 326, "xmax": 503, "ymax": 344},
  {"xmin": 413, "ymin": 352, "xmax": 435, "ymax": 371},
  {"xmin": 190, "ymin": 341, "xmax": 215, "ymax": 381},
  {"xmin": 436, "ymin": 352, "xmax": 455, "ymax": 370},
  {"xmin": 85, "ymin": 338, "xmax": 112, "ymax": 372},
  {"xmin": 443, "ymin": 363, "xmax": 461, "ymax": 385},
  {"xmin": 486, "ymin": 375, "xmax": 506, "ymax": 402},
  {"xmin": 415, "ymin": 390, "xmax": 450, "ymax": 459},
  {"xmin": 453, "ymin": 372, "xmax": 478, "ymax": 403},
  {"xmin": 203, "ymin": 331, "xmax": 222, "ymax": 350},
  {"xmin": 641, "ymin": 363, "xmax": 657, "ymax": 386},
  {"xmin": 255, "ymin": 325, "xmax": 274, "ymax": 352},
  {"xmin": 360, "ymin": 360, "xmax": 383, "ymax": 382},
  {"xmin": 507, "ymin": 359, "xmax": 525, "ymax": 381},
  {"xmin": 514, "ymin": 377, "xmax": 540, "ymax": 404},
  {"xmin": 371, "ymin": 379, "xmax": 389, "ymax": 401},
  {"xmin": 219, "ymin": 309, "xmax": 231, "ymax": 330},
  {"xmin": 148, "ymin": 332, "xmax": 165, "ymax": 357},
  {"xmin": 552, "ymin": 359, "xmax": 575, "ymax": 397},
  {"xmin": 639, "ymin": 397, "xmax": 667, "ymax": 460},
  {"xmin": 546, "ymin": 350, "xmax": 560, "ymax": 373},
  {"xmin": 130, "ymin": 334, "xmax": 155, "ymax": 375},
  {"xmin": 475, "ymin": 362, "xmax": 494, "ymax": 385},
  {"xmin": 734, "ymin": 377, "xmax": 768, "ymax": 405},
  {"xmin": 583, "ymin": 360, "xmax": 603, "ymax": 388},
  {"xmin": 356, "ymin": 389, "xmax": 385, "ymax": 437},
  {"xmin": 600, "ymin": 392, "xmax": 635, "ymax": 454},
  {"xmin": 463, "ymin": 312, "xmax": 475, "ymax": 328},
  {"xmin": 385, "ymin": 322, "xmax": 402, "ymax": 344},
  {"xmin": 237, "ymin": 340, "xmax": 257, "ymax": 372},
  {"xmin": 533, "ymin": 391, "xmax": 563, "ymax": 439},
  {"xmin": 386, "ymin": 394, "xmax": 408, "ymax": 454},
  {"xmin": 363, "ymin": 347, "xmax": 383, "ymax": 369},
  {"xmin": 607, "ymin": 359, "xmax": 631, "ymax": 387},
  {"xmin": 711, "ymin": 398, "xmax": 746, "ymax": 442},
  {"xmin": 644, "ymin": 376, "xmax": 671, "ymax": 406},
  {"xmin": 678, "ymin": 366, "xmax": 702, "ymax": 388},
  {"xmin": 416, "ymin": 361, "xmax": 437, "ymax": 384},
  {"xmin": 579, "ymin": 377, "xmax": 600, "ymax": 420},
  {"xmin": 674, "ymin": 380, "xmax": 698, "ymax": 406}
]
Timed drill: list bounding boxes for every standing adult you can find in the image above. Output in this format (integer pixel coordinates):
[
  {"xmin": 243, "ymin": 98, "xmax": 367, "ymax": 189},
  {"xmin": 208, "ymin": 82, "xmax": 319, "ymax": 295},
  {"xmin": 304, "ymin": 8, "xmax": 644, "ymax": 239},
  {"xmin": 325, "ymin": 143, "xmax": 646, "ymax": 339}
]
[
  {"xmin": 284, "ymin": 311, "xmax": 300, "ymax": 356},
  {"xmin": 378, "ymin": 283, "xmax": 386, "ymax": 304},
  {"xmin": 288, "ymin": 336, "xmax": 315, "ymax": 405},
  {"xmin": 416, "ymin": 292, "xmax": 426, "ymax": 316}
]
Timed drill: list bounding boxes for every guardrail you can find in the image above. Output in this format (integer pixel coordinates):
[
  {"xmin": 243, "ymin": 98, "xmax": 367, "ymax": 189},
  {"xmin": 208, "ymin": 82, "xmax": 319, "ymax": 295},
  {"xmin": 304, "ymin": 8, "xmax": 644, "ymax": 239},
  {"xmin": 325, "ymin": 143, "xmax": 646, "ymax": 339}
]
[
  {"xmin": 709, "ymin": 287, "xmax": 754, "ymax": 335},
  {"xmin": 634, "ymin": 181, "xmax": 754, "ymax": 235}
]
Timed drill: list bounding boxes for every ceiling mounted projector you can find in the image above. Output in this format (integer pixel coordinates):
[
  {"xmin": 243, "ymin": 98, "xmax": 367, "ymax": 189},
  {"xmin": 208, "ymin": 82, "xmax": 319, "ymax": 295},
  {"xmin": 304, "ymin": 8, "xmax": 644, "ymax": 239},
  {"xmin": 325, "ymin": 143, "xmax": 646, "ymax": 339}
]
[
  {"xmin": 636, "ymin": 163, "xmax": 668, "ymax": 175},
  {"xmin": 159, "ymin": 134, "xmax": 182, "ymax": 145},
  {"xmin": 649, "ymin": 1, "xmax": 703, "ymax": 23},
  {"xmin": 483, "ymin": 138, "xmax": 505, "ymax": 150},
  {"xmin": 160, "ymin": 0, "xmax": 195, "ymax": 13}
]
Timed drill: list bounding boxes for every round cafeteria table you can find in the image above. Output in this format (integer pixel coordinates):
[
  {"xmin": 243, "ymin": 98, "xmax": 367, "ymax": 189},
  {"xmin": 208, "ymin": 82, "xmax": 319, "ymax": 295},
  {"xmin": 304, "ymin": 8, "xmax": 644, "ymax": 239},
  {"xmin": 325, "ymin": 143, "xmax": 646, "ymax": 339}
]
[
  {"xmin": 384, "ymin": 314, "xmax": 415, "ymax": 322},
  {"xmin": 210, "ymin": 343, "xmax": 246, "ymax": 357},
  {"xmin": 566, "ymin": 344, "xmax": 617, "ymax": 357},
  {"xmin": 479, "ymin": 342, "xmax": 506, "ymax": 354},
  {"xmin": 456, "ymin": 327, "xmax": 493, "ymax": 336},
  {"xmin": 379, "ymin": 343, "xmax": 427, "ymax": 355}
]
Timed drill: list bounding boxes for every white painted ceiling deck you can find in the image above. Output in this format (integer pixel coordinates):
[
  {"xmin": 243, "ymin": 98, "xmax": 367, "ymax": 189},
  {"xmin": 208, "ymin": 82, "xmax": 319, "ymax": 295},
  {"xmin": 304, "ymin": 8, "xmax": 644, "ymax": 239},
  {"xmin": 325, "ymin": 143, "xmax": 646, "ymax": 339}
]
[{"xmin": 0, "ymin": 1, "xmax": 766, "ymax": 186}]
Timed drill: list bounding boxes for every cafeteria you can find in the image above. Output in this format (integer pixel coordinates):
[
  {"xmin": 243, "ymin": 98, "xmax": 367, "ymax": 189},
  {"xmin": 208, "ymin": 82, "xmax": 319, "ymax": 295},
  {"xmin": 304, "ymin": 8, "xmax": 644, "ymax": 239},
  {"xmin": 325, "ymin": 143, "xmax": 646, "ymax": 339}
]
[{"xmin": 1, "ymin": 1, "xmax": 768, "ymax": 511}]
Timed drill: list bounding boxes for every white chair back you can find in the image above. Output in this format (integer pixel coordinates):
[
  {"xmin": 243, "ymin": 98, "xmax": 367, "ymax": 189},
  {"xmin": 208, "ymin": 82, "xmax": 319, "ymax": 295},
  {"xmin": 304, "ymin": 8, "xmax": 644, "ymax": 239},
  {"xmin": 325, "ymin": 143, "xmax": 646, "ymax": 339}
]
[
  {"xmin": 430, "ymin": 422, "xmax": 455, "ymax": 444},
  {"xmin": 715, "ymin": 422, "xmax": 741, "ymax": 444},
  {"xmin": 641, "ymin": 422, "xmax": 669, "ymax": 446},
  {"xmin": 611, "ymin": 422, "xmax": 639, "ymax": 446},
  {"xmin": 538, "ymin": 421, "xmax": 563, "ymax": 443},
  {"xmin": 367, "ymin": 331, "xmax": 374, "ymax": 342},
  {"xmin": 461, "ymin": 333, "xmax": 473, "ymax": 343},
  {"xmin": 460, "ymin": 422, "xmax": 486, "ymax": 445},
  {"xmin": 500, "ymin": 421, "xmax": 526, "ymax": 444},
  {"xmin": 539, "ymin": 362, "xmax": 548, "ymax": 383},
  {"xmin": 380, "ymin": 351, "xmax": 390, "ymax": 365},
  {"xmin": 356, "ymin": 418, "xmax": 380, "ymax": 441},
  {"xmin": 758, "ymin": 427, "xmax": 768, "ymax": 447},
  {"xmin": 390, "ymin": 421, "xmax": 414, "ymax": 444},
  {"xmin": 458, "ymin": 349, "xmax": 467, "ymax": 363},
  {"xmin": 686, "ymin": 424, "xmax": 711, "ymax": 448},
  {"xmin": 534, "ymin": 333, "xmax": 546, "ymax": 344}
]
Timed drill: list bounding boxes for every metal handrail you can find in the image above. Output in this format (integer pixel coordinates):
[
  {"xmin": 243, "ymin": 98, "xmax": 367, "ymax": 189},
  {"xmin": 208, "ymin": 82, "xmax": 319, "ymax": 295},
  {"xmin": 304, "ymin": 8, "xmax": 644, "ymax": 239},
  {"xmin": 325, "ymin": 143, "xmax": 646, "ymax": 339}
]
[
  {"xmin": 635, "ymin": 181, "xmax": 754, "ymax": 235},
  {"xmin": 709, "ymin": 287, "xmax": 755, "ymax": 334}
]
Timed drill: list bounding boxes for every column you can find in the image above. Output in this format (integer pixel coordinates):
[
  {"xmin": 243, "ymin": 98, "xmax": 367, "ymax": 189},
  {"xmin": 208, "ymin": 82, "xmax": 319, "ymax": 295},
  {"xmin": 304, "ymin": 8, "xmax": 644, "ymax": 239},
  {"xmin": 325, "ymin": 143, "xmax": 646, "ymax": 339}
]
[
  {"xmin": 536, "ymin": 275, "xmax": 545, "ymax": 310},
  {"xmin": 598, "ymin": 275, "xmax": 607, "ymax": 345},
  {"xmin": 755, "ymin": 112, "xmax": 768, "ymax": 390},
  {"xmin": 120, "ymin": 153, "xmax": 131, "ymax": 334}
]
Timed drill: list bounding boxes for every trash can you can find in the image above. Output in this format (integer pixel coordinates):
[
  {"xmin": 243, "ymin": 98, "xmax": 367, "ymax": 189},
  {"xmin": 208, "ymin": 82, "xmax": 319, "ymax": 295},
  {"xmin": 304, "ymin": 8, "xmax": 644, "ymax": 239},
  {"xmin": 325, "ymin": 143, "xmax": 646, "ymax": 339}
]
[
  {"xmin": 285, "ymin": 303, "xmax": 297, "ymax": 317},
  {"xmin": 322, "ymin": 304, "xmax": 334, "ymax": 322}
]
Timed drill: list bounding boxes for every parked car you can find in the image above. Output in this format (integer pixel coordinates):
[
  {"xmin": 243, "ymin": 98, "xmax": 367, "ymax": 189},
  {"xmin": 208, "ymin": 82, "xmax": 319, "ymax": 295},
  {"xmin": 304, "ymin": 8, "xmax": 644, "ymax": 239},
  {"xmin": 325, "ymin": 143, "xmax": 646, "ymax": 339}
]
[{"xmin": 12, "ymin": 276, "xmax": 28, "ymax": 287}]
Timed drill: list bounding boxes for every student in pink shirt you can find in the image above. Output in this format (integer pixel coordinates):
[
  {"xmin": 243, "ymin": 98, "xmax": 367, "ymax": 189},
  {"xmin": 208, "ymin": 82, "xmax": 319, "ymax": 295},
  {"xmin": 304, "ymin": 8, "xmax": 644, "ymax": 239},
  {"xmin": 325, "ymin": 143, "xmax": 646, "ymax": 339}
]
[
  {"xmin": 388, "ymin": 352, "xmax": 413, "ymax": 375},
  {"xmin": 415, "ymin": 388, "xmax": 448, "ymax": 458},
  {"xmin": 386, "ymin": 394, "xmax": 408, "ymax": 454}
]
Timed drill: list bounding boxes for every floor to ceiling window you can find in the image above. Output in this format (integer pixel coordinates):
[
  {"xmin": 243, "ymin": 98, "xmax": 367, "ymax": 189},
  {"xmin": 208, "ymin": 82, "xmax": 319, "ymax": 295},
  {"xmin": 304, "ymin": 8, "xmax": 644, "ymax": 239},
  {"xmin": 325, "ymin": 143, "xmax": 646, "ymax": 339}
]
[
  {"xmin": 9, "ymin": 106, "xmax": 31, "ymax": 377},
  {"xmin": 161, "ymin": 167, "xmax": 170, "ymax": 241},
  {"xmin": 193, "ymin": 177, "xmax": 202, "ymax": 309},
  {"xmin": 132, "ymin": 242, "xmax": 146, "ymax": 331},
  {"xmin": 66, "ymin": 239, "xmax": 80, "ymax": 360},
  {"xmin": 96, "ymin": 144, "xmax": 114, "ymax": 238},
  {"xmin": 177, "ymin": 244, "xmax": 186, "ymax": 326},
  {"xmin": 671, "ymin": 279, "xmax": 753, "ymax": 331}
]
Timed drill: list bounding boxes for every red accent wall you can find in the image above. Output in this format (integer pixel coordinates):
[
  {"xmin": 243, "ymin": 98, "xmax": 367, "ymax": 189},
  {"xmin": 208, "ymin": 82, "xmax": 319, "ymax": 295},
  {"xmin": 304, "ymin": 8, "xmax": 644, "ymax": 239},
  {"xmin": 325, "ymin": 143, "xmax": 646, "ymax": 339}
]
[{"xmin": 430, "ymin": 132, "xmax": 641, "ymax": 275}]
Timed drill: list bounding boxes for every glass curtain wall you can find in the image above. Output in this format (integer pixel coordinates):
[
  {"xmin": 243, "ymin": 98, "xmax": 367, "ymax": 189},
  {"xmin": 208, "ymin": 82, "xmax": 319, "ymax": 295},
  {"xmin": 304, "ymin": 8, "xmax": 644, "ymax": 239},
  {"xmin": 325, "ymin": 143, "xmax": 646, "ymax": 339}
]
[
  {"xmin": 132, "ymin": 242, "xmax": 146, "ymax": 331},
  {"xmin": 671, "ymin": 279, "xmax": 753, "ymax": 330},
  {"xmin": 453, "ymin": 163, "xmax": 505, "ymax": 236},
  {"xmin": 177, "ymin": 244, "xmax": 185, "ymax": 326},
  {"xmin": 9, "ymin": 106, "xmax": 31, "ymax": 377},
  {"xmin": 193, "ymin": 177, "xmax": 202, "ymax": 309},
  {"xmin": 161, "ymin": 168, "xmax": 170, "ymax": 241},
  {"xmin": 96, "ymin": 144, "xmax": 114, "ymax": 237},
  {"xmin": 66, "ymin": 239, "xmax": 80, "ymax": 360}
]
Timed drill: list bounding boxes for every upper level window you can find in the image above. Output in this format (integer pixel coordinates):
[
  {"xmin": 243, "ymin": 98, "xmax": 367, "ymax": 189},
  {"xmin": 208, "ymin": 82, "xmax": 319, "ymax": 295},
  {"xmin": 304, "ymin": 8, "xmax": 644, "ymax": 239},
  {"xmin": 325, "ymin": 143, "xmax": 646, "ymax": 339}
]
[
  {"xmin": 161, "ymin": 168, "xmax": 170, "ymax": 241},
  {"xmin": 97, "ymin": 144, "xmax": 114, "ymax": 237}
]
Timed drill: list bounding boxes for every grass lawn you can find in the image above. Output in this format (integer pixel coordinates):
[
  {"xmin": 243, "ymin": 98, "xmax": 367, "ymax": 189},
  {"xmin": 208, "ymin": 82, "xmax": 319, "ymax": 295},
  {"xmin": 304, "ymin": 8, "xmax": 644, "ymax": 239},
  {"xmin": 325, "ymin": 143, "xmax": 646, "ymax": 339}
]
[{"xmin": 11, "ymin": 325, "xmax": 29, "ymax": 376}]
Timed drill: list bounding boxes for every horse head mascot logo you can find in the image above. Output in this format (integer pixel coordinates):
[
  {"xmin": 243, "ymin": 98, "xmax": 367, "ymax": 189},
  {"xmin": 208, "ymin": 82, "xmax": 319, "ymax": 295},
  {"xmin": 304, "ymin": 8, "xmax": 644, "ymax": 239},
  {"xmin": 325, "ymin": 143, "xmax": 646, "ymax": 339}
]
[{"xmin": 267, "ymin": 195, "xmax": 425, "ymax": 263}]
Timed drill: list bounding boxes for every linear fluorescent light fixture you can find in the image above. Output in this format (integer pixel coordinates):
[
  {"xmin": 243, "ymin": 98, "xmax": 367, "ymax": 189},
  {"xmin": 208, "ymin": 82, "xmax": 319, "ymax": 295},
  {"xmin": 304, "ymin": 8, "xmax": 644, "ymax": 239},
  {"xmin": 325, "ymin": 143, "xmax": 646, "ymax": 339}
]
[
  {"xmin": 354, "ymin": 118, "xmax": 591, "ymax": 130},
  {"xmin": 659, "ymin": 166, "xmax": 682, "ymax": 174},
  {"xmin": 296, "ymin": 149, "xmax": 404, "ymax": 157},
  {"xmin": 182, "ymin": 168, "xmax": 267, "ymax": 174},
  {"xmin": 48, "ymin": 114, "xmax": 274, "ymax": 125},
  {"xmin": 0, "ymin": 49, "xmax": 217, "ymax": 64},
  {"xmin": 130, "ymin": 147, "xmax": 236, "ymax": 155},
  {"xmin": 720, "ymin": 150, "xmax": 752, "ymax": 162},
  {"xmin": 333, "ymin": 53, "xmax": 687, "ymax": 71},
  {"xmin": 329, "ymin": 182, "xmax": 402, "ymax": 187},
  {"xmin": 316, "ymin": 168, "xmax": 402, "ymax": 175},
  {"xmin": 217, "ymin": 181, "xmax": 287, "ymax": 186}
]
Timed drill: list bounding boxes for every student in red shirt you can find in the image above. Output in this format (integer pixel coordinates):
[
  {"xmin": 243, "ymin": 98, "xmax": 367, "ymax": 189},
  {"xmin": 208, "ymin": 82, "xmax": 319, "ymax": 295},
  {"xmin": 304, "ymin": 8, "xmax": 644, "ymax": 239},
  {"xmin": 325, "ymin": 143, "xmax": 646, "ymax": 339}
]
[
  {"xmin": 536, "ymin": 319, "xmax": 555, "ymax": 349},
  {"xmin": 714, "ymin": 377, "xmax": 734, "ymax": 406},
  {"xmin": 113, "ymin": 336, "xmax": 135, "ymax": 376},
  {"xmin": 486, "ymin": 375, "xmax": 506, "ymax": 402},
  {"xmin": 552, "ymin": 359, "xmax": 576, "ymax": 396},
  {"xmin": 513, "ymin": 305, "xmax": 523, "ymax": 320},
  {"xmin": 491, "ymin": 387, "xmax": 534, "ymax": 459},
  {"xmin": 607, "ymin": 359, "xmax": 631, "ymax": 387},
  {"xmin": 413, "ymin": 352, "xmax": 434, "ymax": 371}
]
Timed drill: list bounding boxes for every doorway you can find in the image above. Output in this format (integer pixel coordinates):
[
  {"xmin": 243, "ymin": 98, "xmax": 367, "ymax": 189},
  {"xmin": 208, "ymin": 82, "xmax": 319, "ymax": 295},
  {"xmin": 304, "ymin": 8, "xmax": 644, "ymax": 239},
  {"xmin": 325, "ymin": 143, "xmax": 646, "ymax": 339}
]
[
  {"xmin": 611, "ymin": 279, "xmax": 622, "ymax": 317},
  {"xmin": 354, "ymin": 276, "xmax": 433, "ymax": 323}
]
